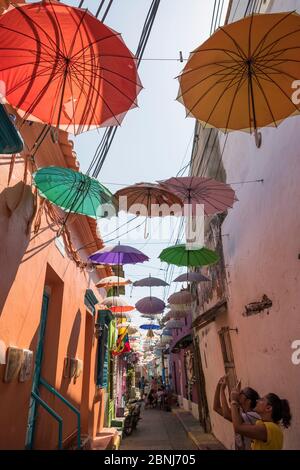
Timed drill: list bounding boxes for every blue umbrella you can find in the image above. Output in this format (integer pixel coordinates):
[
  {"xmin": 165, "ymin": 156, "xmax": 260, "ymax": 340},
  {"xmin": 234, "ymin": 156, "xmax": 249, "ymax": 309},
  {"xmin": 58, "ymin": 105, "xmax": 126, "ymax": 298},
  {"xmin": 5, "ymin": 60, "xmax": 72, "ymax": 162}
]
[{"xmin": 140, "ymin": 324, "xmax": 160, "ymax": 330}]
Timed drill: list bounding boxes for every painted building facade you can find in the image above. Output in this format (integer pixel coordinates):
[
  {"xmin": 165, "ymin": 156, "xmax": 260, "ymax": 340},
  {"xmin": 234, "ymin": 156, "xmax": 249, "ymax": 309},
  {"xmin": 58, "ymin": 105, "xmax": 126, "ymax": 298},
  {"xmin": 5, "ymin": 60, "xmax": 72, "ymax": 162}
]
[{"xmin": 190, "ymin": 0, "xmax": 300, "ymax": 450}]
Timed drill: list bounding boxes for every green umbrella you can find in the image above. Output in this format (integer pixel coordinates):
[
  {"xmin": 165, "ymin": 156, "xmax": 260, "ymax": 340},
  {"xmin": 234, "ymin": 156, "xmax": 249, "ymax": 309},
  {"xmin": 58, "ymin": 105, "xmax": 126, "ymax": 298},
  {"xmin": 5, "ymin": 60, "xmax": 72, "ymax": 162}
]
[
  {"xmin": 158, "ymin": 244, "xmax": 219, "ymax": 267},
  {"xmin": 33, "ymin": 166, "xmax": 116, "ymax": 219}
]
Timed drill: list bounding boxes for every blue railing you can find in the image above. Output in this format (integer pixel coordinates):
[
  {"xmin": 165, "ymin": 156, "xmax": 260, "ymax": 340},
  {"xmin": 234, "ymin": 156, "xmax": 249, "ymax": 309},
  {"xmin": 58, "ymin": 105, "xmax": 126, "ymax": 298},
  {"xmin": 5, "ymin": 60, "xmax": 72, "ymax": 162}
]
[
  {"xmin": 31, "ymin": 391, "xmax": 63, "ymax": 450},
  {"xmin": 40, "ymin": 377, "xmax": 81, "ymax": 450}
]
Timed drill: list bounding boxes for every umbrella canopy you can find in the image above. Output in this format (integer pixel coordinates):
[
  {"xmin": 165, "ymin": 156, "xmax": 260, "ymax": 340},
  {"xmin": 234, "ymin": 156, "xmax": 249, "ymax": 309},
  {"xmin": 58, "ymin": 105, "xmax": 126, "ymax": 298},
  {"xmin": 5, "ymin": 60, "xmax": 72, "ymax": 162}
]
[
  {"xmin": 127, "ymin": 326, "xmax": 138, "ymax": 335},
  {"xmin": 89, "ymin": 243, "xmax": 149, "ymax": 265},
  {"xmin": 173, "ymin": 272, "xmax": 210, "ymax": 283},
  {"xmin": 165, "ymin": 310, "xmax": 189, "ymax": 319},
  {"xmin": 133, "ymin": 276, "xmax": 169, "ymax": 287},
  {"xmin": 33, "ymin": 166, "xmax": 115, "ymax": 219},
  {"xmin": 146, "ymin": 330, "xmax": 155, "ymax": 338},
  {"xmin": 158, "ymin": 176, "xmax": 236, "ymax": 216},
  {"xmin": 101, "ymin": 296, "xmax": 134, "ymax": 313},
  {"xmin": 169, "ymin": 304, "xmax": 191, "ymax": 313},
  {"xmin": 115, "ymin": 182, "xmax": 183, "ymax": 217},
  {"xmin": 177, "ymin": 12, "xmax": 300, "ymax": 135},
  {"xmin": 0, "ymin": 0, "xmax": 142, "ymax": 134},
  {"xmin": 96, "ymin": 276, "xmax": 132, "ymax": 288},
  {"xmin": 165, "ymin": 320, "xmax": 184, "ymax": 329},
  {"xmin": 159, "ymin": 244, "xmax": 219, "ymax": 267},
  {"xmin": 168, "ymin": 290, "xmax": 193, "ymax": 305},
  {"xmin": 139, "ymin": 324, "xmax": 161, "ymax": 330},
  {"xmin": 135, "ymin": 296, "xmax": 165, "ymax": 314}
]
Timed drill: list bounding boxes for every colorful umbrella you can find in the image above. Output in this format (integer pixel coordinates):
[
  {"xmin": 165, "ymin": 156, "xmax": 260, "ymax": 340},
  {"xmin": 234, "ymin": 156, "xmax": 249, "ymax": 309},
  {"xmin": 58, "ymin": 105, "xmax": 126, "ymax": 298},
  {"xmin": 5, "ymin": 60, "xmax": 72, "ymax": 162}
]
[
  {"xmin": 96, "ymin": 276, "xmax": 132, "ymax": 288},
  {"xmin": 158, "ymin": 176, "xmax": 236, "ymax": 216},
  {"xmin": 168, "ymin": 290, "xmax": 193, "ymax": 305},
  {"xmin": 173, "ymin": 272, "xmax": 210, "ymax": 283},
  {"xmin": 33, "ymin": 166, "xmax": 115, "ymax": 219},
  {"xmin": 135, "ymin": 296, "xmax": 165, "ymax": 314},
  {"xmin": 159, "ymin": 244, "xmax": 219, "ymax": 267},
  {"xmin": 133, "ymin": 276, "xmax": 169, "ymax": 287},
  {"xmin": 165, "ymin": 310, "xmax": 189, "ymax": 319},
  {"xmin": 165, "ymin": 320, "xmax": 184, "ymax": 329},
  {"xmin": 0, "ymin": 0, "xmax": 142, "ymax": 134},
  {"xmin": 115, "ymin": 182, "xmax": 183, "ymax": 217},
  {"xmin": 89, "ymin": 243, "xmax": 149, "ymax": 265},
  {"xmin": 101, "ymin": 296, "xmax": 134, "ymax": 313},
  {"xmin": 177, "ymin": 12, "xmax": 300, "ymax": 143},
  {"xmin": 139, "ymin": 324, "xmax": 161, "ymax": 330}
]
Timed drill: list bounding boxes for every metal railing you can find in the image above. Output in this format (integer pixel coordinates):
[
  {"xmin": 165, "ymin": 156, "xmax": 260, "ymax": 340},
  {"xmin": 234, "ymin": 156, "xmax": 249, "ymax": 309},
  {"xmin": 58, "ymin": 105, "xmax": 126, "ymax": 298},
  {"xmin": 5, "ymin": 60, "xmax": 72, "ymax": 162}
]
[
  {"xmin": 31, "ymin": 391, "xmax": 63, "ymax": 450},
  {"xmin": 40, "ymin": 377, "xmax": 81, "ymax": 450}
]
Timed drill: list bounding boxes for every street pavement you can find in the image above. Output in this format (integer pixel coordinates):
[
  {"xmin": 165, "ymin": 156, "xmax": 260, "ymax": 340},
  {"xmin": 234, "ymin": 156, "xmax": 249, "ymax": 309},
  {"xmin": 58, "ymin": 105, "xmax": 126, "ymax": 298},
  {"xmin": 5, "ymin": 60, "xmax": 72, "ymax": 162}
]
[{"xmin": 119, "ymin": 406, "xmax": 198, "ymax": 450}]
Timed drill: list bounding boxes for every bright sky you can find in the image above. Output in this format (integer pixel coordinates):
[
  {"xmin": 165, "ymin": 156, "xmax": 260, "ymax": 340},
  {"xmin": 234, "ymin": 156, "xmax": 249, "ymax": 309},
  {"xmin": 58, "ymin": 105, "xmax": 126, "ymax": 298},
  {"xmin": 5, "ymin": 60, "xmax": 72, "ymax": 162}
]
[{"xmin": 61, "ymin": 0, "xmax": 229, "ymax": 328}]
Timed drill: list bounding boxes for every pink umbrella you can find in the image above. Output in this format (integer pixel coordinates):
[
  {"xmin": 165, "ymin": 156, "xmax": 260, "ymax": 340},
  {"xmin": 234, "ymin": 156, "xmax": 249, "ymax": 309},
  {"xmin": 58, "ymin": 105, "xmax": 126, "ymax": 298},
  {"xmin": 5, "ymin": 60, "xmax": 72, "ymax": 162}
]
[
  {"xmin": 135, "ymin": 296, "xmax": 165, "ymax": 314},
  {"xmin": 168, "ymin": 290, "xmax": 193, "ymax": 305},
  {"xmin": 173, "ymin": 272, "xmax": 210, "ymax": 283},
  {"xmin": 158, "ymin": 176, "xmax": 237, "ymax": 216}
]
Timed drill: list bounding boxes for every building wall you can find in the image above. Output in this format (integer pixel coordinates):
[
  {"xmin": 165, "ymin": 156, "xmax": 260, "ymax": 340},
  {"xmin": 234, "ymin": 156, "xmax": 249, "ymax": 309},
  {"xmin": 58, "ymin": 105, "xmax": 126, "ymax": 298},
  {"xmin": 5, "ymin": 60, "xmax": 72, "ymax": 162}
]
[
  {"xmin": 0, "ymin": 120, "xmax": 108, "ymax": 449},
  {"xmin": 191, "ymin": 0, "xmax": 300, "ymax": 450}
]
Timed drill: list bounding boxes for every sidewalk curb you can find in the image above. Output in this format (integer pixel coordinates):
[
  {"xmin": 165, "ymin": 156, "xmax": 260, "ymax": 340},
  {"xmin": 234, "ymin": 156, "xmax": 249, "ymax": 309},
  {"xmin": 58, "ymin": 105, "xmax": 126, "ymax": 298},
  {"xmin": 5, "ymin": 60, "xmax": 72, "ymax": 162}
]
[{"xmin": 172, "ymin": 408, "xmax": 226, "ymax": 451}]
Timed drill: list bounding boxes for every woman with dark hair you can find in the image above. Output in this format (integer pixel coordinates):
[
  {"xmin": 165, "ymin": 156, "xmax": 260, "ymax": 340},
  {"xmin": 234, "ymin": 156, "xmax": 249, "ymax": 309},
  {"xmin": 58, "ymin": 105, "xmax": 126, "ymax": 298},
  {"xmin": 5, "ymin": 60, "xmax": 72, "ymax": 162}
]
[
  {"xmin": 230, "ymin": 385, "xmax": 292, "ymax": 450},
  {"xmin": 213, "ymin": 376, "xmax": 260, "ymax": 450}
]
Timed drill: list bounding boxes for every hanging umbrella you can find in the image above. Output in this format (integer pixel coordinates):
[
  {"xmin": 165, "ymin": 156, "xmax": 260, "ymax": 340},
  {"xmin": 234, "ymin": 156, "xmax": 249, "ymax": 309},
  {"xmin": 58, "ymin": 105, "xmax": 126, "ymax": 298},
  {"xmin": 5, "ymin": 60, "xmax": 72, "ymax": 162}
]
[
  {"xmin": 173, "ymin": 272, "xmax": 210, "ymax": 283},
  {"xmin": 146, "ymin": 330, "xmax": 155, "ymax": 339},
  {"xmin": 168, "ymin": 290, "xmax": 193, "ymax": 305},
  {"xmin": 159, "ymin": 244, "xmax": 219, "ymax": 267},
  {"xmin": 139, "ymin": 324, "xmax": 161, "ymax": 330},
  {"xmin": 133, "ymin": 276, "xmax": 169, "ymax": 287},
  {"xmin": 135, "ymin": 296, "xmax": 165, "ymax": 314},
  {"xmin": 0, "ymin": 0, "xmax": 142, "ymax": 134},
  {"xmin": 115, "ymin": 182, "xmax": 183, "ymax": 217},
  {"xmin": 158, "ymin": 176, "xmax": 236, "ymax": 216},
  {"xmin": 165, "ymin": 310, "xmax": 189, "ymax": 319},
  {"xmin": 177, "ymin": 12, "xmax": 300, "ymax": 144},
  {"xmin": 96, "ymin": 276, "xmax": 132, "ymax": 288},
  {"xmin": 169, "ymin": 304, "xmax": 191, "ymax": 313},
  {"xmin": 116, "ymin": 322, "xmax": 130, "ymax": 329},
  {"xmin": 165, "ymin": 320, "xmax": 185, "ymax": 329},
  {"xmin": 101, "ymin": 296, "xmax": 134, "ymax": 313},
  {"xmin": 33, "ymin": 166, "xmax": 115, "ymax": 219},
  {"xmin": 127, "ymin": 326, "xmax": 138, "ymax": 335},
  {"xmin": 89, "ymin": 243, "xmax": 149, "ymax": 265}
]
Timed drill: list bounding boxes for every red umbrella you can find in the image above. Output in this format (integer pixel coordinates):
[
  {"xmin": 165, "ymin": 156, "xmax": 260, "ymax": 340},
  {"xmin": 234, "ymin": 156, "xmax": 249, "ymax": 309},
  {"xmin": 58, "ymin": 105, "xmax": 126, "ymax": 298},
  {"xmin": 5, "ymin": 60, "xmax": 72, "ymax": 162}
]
[
  {"xmin": 0, "ymin": 0, "xmax": 142, "ymax": 134},
  {"xmin": 158, "ymin": 176, "xmax": 237, "ymax": 216}
]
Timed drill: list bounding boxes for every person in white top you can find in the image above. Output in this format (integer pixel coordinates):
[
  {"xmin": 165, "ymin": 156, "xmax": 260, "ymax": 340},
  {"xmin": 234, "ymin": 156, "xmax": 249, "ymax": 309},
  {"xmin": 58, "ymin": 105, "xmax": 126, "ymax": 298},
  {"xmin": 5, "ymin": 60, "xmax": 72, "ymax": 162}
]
[{"xmin": 213, "ymin": 376, "xmax": 260, "ymax": 450}]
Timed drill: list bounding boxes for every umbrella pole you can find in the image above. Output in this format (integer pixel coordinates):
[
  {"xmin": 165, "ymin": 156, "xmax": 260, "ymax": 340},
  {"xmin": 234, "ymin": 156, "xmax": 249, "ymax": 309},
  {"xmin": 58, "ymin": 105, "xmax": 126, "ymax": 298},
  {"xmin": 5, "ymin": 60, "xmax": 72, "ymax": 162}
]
[{"xmin": 248, "ymin": 62, "xmax": 262, "ymax": 148}]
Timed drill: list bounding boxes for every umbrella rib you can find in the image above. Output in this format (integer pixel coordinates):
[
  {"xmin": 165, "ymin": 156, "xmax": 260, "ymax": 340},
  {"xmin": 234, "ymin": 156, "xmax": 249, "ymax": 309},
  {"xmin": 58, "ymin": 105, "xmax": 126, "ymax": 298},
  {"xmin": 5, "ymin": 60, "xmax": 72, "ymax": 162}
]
[
  {"xmin": 69, "ymin": 61, "xmax": 123, "ymax": 126},
  {"xmin": 251, "ymin": 11, "xmax": 297, "ymax": 58},
  {"xmin": 251, "ymin": 69, "xmax": 278, "ymax": 127},
  {"xmin": 185, "ymin": 63, "xmax": 248, "ymax": 131},
  {"xmin": 71, "ymin": 31, "xmax": 124, "ymax": 61},
  {"xmin": 253, "ymin": 61, "xmax": 300, "ymax": 113},
  {"xmin": 217, "ymin": 26, "xmax": 247, "ymax": 60}
]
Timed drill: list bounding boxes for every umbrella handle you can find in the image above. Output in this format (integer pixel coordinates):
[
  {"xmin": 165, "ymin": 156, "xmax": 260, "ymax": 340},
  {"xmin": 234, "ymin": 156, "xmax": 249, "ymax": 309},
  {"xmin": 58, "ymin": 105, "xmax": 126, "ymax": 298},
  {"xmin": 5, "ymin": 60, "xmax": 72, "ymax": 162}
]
[{"xmin": 254, "ymin": 129, "xmax": 262, "ymax": 148}]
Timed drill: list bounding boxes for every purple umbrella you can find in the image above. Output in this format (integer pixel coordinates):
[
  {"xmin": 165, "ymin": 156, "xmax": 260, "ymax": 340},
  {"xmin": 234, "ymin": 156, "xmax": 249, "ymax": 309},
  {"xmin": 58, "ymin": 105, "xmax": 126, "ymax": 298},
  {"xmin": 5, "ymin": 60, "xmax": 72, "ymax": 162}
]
[
  {"xmin": 173, "ymin": 272, "xmax": 210, "ymax": 282},
  {"xmin": 88, "ymin": 243, "xmax": 149, "ymax": 265},
  {"xmin": 135, "ymin": 296, "xmax": 165, "ymax": 314},
  {"xmin": 133, "ymin": 276, "xmax": 169, "ymax": 287}
]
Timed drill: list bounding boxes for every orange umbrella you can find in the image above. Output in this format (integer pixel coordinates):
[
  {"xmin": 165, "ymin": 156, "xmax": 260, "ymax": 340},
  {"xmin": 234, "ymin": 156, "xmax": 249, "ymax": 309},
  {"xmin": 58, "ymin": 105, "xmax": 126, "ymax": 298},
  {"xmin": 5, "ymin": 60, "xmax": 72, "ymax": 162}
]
[
  {"xmin": 177, "ymin": 12, "xmax": 300, "ymax": 144},
  {"xmin": 0, "ymin": 1, "xmax": 142, "ymax": 134},
  {"xmin": 115, "ymin": 182, "xmax": 183, "ymax": 217},
  {"xmin": 101, "ymin": 296, "xmax": 134, "ymax": 313}
]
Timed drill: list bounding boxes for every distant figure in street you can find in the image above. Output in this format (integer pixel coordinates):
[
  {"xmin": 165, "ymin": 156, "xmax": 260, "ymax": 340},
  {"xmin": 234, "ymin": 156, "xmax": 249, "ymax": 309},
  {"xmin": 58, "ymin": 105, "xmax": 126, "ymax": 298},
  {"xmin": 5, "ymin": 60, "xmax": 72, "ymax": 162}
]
[
  {"xmin": 213, "ymin": 376, "xmax": 260, "ymax": 450},
  {"xmin": 138, "ymin": 376, "xmax": 145, "ymax": 398},
  {"xmin": 145, "ymin": 389, "xmax": 156, "ymax": 409},
  {"xmin": 151, "ymin": 376, "xmax": 158, "ymax": 392},
  {"xmin": 156, "ymin": 386, "xmax": 165, "ymax": 409},
  {"xmin": 230, "ymin": 385, "xmax": 292, "ymax": 450}
]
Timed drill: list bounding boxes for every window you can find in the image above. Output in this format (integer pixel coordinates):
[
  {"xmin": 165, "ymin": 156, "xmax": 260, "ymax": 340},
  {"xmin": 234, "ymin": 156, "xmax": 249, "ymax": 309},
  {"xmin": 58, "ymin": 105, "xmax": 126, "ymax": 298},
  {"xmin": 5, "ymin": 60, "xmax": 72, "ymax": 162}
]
[{"xmin": 218, "ymin": 327, "xmax": 237, "ymax": 391}]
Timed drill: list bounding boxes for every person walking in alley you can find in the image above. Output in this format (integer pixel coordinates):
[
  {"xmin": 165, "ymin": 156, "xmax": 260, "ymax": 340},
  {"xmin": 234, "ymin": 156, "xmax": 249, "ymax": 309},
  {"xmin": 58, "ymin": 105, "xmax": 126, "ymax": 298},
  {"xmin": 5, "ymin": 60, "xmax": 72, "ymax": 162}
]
[
  {"xmin": 230, "ymin": 383, "xmax": 292, "ymax": 450},
  {"xmin": 213, "ymin": 376, "xmax": 260, "ymax": 450}
]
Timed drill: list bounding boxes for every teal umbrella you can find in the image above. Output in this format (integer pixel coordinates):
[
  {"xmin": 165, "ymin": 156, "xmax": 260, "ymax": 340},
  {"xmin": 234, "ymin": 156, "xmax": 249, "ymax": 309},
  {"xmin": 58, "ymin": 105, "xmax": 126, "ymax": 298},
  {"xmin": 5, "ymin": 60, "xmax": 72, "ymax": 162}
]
[
  {"xmin": 33, "ymin": 166, "xmax": 116, "ymax": 219},
  {"xmin": 158, "ymin": 244, "xmax": 219, "ymax": 267}
]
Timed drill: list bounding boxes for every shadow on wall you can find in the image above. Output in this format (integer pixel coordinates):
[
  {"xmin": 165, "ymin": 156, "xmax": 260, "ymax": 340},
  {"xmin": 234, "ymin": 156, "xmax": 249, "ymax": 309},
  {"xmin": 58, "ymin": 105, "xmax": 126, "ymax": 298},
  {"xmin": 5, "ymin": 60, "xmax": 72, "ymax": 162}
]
[{"xmin": 0, "ymin": 182, "xmax": 35, "ymax": 314}]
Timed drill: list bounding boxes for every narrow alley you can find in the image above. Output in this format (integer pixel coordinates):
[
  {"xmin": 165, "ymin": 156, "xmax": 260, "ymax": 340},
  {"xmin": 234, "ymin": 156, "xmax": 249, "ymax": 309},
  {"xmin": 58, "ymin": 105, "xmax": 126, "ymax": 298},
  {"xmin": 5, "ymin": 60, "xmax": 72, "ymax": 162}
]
[{"xmin": 119, "ymin": 407, "xmax": 197, "ymax": 451}]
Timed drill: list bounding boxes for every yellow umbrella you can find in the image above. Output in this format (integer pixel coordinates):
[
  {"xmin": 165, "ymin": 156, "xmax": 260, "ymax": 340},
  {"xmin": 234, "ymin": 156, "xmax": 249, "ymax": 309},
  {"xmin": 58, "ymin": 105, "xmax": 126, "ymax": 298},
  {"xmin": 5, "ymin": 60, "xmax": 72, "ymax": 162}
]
[{"xmin": 177, "ymin": 12, "xmax": 300, "ymax": 145}]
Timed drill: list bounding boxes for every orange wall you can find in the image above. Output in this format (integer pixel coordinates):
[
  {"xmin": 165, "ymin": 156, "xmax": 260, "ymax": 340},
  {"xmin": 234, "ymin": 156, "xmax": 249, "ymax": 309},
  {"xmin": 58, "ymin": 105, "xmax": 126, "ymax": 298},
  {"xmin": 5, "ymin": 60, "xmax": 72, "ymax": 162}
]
[{"xmin": 0, "ymin": 124, "xmax": 106, "ymax": 449}]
